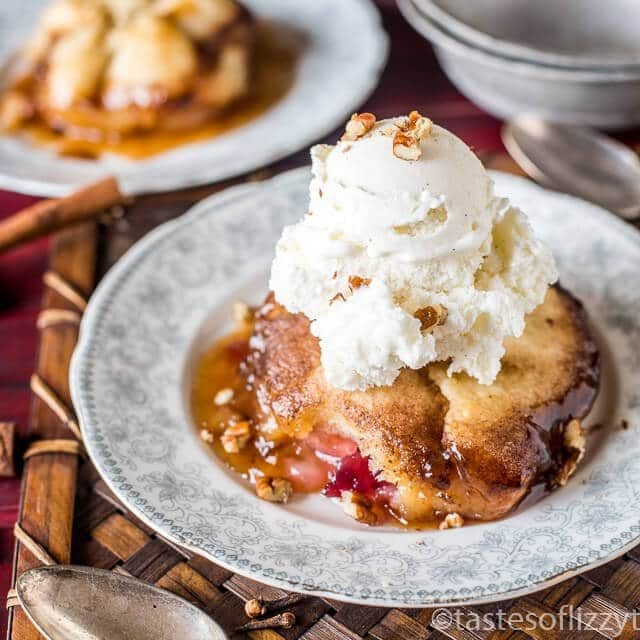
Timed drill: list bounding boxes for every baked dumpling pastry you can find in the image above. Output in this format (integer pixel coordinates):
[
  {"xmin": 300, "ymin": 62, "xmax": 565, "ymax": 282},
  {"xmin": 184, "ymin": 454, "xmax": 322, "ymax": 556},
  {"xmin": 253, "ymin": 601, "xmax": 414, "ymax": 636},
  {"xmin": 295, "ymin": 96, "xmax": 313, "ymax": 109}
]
[
  {"xmin": 0, "ymin": 0, "xmax": 253, "ymax": 138},
  {"xmin": 236, "ymin": 286, "xmax": 599, "ymax": 526},
  {"xmin": 191, "ymin": 114, "xmax": 600, "ymax": 529}
]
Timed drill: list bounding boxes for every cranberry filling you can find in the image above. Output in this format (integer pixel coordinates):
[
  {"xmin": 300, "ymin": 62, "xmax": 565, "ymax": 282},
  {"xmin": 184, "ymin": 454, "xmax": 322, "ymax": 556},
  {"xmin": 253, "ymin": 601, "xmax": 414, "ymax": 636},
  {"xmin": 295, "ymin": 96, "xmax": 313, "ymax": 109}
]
[
  {"xmin": 283, "ymin": 430, "xmax": 397, "ymax": 510},
  {"xmin": 323, "ymin": 451, "xmax": 395, "ymax": 499}
]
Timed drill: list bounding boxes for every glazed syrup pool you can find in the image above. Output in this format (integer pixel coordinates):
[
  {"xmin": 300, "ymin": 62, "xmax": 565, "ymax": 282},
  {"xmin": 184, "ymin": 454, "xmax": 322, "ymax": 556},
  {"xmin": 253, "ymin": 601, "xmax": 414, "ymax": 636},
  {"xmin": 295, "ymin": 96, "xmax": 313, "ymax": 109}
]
[
  {"xmin": 190, "ymin": 328, "xmax": 578, "ymax": 530},
  {"xmin": 191, "ymin": 329, "xmax": 402, "ymax": 526},
  {"xmin": 7, "ymin": 20, "xmax": 300, "ymax": 160}
]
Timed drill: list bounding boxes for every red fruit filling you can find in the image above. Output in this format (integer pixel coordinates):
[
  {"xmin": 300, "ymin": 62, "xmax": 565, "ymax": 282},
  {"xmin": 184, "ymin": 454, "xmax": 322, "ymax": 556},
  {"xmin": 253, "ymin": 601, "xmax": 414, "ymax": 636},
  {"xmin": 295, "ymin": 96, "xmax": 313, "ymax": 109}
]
[
  {"xmin": 323, "ymin": 451, "xmax": 396, "ymax": 501},
  {"xmin": 281, "ymin": 430, "xmax": 398, "ymax": 518},
  {"xmin": 195, "ymin": 335, "xmax": 400, "ymax": 523},
  {"xmin": 305, "ymin": 430, "xmax": 358, "ymax": 459}
]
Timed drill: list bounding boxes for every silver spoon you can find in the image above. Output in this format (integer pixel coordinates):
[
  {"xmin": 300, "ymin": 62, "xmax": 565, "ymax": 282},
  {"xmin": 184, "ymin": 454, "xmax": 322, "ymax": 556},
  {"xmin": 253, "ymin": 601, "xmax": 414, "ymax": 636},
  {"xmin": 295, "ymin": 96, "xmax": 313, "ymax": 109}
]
[
  {"xmin": 502, "ymin": 117, "xmax": 640, "ymax": 221},
  {"xmin": 16, "ymin": 565, "xmax": 229, "ymax": 640}
]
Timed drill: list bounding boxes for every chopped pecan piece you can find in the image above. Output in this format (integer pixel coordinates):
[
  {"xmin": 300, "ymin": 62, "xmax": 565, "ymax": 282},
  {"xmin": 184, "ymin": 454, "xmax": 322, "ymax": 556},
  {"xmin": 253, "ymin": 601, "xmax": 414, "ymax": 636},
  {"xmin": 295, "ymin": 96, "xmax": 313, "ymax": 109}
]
[
  {"xmin": 340, "ymin": 491, "xmax": 379, "ymax": 525},
  {"xmin": 414, "ymin": 304, "xmax": 448, "ymax": 331},
  {"xmin": 255, "ymin": 476, "xmax": 293, "ymax": 503},
  {"xmin": 407, "ymin": 110, "xmax": 432, "ymax": 138},
  {"xmin": 393, "ymin": 131, "xmax": 420, "ymax": 160},
  {"xmin": 393, "ymin": 110, "xmax": 433, "ymax": 160},
  {"xmin": 220, "ymin": 420, "xmax": 251, "ymax": 453},
  {"xmin": 342, "ymin": 112, "xmax": 376, "ymax": 141},
  {"xmin": 439, "ymin": 512, "xmax": 464, "ymax": 530},
  {"xmin": 348, "ymin": 275, "xmax": 371, "ymax": 290}
]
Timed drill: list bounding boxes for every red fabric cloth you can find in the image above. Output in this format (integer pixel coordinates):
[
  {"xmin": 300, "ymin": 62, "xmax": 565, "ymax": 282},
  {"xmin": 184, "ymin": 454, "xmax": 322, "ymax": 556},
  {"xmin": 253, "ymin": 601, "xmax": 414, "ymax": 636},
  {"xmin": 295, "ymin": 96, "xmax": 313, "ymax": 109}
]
[{"xmin": 0, "ymin": 3, "xmax": 505, "ymax": 634}]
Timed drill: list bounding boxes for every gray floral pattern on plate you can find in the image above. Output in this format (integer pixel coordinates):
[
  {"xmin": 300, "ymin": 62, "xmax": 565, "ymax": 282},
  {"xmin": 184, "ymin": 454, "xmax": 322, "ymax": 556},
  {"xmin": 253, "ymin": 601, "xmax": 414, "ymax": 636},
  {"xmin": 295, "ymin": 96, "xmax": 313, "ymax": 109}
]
[{"xmin": 71, "ymin": 168, "xmax": 640, "ymax": 606}]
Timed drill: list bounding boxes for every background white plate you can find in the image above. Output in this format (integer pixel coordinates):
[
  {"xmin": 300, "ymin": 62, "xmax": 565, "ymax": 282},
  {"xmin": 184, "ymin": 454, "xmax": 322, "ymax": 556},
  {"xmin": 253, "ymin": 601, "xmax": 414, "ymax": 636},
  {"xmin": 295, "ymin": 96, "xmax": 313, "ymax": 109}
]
[
  {"xmin": 0, "ymin": 0, "xmax": 387, "ymax": 197},
  {"xmin": 71, "ymin": 169, "xmax": 640, "ymax": 607}
]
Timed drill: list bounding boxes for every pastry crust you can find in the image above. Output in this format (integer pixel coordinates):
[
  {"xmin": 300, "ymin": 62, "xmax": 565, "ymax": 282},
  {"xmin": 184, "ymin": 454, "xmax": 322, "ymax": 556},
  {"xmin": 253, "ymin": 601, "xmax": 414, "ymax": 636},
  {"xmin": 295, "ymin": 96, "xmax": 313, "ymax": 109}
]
[{"xmin": 243, "ymin": 286, "xmax": 600, "ymax": 524}]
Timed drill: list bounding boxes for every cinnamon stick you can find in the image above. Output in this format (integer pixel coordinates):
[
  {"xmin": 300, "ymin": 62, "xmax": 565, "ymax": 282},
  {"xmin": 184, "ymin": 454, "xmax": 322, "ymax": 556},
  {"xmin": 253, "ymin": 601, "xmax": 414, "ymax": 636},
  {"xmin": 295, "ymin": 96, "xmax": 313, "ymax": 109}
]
[{"xmin": 0, "ymin": 176, "xmax": 122, "ymax": 255}]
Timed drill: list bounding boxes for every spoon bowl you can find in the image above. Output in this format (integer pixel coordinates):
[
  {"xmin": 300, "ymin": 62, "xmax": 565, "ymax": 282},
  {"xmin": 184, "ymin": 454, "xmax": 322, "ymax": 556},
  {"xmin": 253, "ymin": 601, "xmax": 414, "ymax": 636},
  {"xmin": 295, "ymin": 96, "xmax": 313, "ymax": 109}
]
[
  {"xmin": 502, "ymin": 117, "xmax": 640, "ymax": 220},
  {"xmin": 16, "ymin": 566, "xmax": 228, "ymax": 640}
]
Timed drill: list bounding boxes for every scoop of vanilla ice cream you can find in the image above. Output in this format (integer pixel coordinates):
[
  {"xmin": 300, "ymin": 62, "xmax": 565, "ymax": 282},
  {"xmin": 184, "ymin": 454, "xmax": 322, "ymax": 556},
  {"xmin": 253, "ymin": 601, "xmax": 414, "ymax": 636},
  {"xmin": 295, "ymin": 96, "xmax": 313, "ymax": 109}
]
[{"xmin": 269, "ymin": 115, "xmax": 557, "ymax": 390}]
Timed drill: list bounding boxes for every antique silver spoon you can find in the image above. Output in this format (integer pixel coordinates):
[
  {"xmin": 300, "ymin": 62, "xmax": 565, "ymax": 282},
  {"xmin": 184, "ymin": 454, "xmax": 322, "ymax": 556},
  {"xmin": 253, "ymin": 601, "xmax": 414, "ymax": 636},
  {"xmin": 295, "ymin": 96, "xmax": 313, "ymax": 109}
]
[
  {"xmin": 502, "ymin": 117, "xmax": 640, "ymax": 221},
  {"xmin": 16, "ymin": 565, "xmax": 228, "ymax": 640}
]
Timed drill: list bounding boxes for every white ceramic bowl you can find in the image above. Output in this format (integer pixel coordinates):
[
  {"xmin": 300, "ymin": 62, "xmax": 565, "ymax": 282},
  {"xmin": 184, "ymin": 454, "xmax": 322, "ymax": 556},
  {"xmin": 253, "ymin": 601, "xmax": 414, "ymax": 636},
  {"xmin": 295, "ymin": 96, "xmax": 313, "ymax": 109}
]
[
  {"xmin": 398, "ymin": 0, "xmax": 640, "ymax": 129},
  {"xmin": 413, "ymin": 0, "xmax": 640, "ymax": 70}
]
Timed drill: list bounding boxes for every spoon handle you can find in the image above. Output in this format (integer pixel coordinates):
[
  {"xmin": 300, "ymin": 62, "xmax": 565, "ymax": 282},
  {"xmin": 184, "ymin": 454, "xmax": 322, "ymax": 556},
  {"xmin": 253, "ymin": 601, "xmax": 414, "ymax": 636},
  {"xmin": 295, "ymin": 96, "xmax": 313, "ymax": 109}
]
[{"xmin": 0, "ymin": 176, "xmax": 122, "ymax": 255}]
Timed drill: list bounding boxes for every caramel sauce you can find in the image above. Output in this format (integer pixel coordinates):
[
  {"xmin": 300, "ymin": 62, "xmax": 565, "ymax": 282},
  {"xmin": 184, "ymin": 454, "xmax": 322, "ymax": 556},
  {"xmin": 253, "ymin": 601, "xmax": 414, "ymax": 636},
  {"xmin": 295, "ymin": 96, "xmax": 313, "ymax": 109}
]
[
  {"xmin": 192, "ymin": 328, "xmax": 408, "ymax": 527},
  {"xmin": 192, "ymin": 329, "xmax": 338, "ymax": 493},
  {"xmin": 191, "ymin": 329, "xmax": 457, "ymax": 530},
  {"xmin": 191, "ymin": 290, "xmax": 601, "ymax": 529},
  {"xmin": 8, "ymin": 21, "xmax": 300, "ymax": 160}
]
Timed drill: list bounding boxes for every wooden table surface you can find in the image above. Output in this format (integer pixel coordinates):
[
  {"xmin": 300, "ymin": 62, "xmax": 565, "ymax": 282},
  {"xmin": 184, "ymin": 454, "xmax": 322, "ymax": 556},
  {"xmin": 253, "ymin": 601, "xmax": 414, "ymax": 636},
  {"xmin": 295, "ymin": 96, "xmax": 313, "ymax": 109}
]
[{"xmin": 0, "ymin": 1, "xmax": 610, "ymax": 635}]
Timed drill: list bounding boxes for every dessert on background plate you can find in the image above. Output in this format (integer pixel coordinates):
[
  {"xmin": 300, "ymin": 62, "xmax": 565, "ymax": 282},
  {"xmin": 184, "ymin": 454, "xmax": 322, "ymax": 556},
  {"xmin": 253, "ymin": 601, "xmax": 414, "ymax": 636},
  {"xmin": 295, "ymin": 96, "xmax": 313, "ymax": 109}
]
[
  {"xmin": 0, "ymin": 0, "xmax": 297, "ymax": 158},
  {"xmin": 0, "ymin": 0, "xmax": 387, "ymax": 196},
  {"xmin": 193, "ymin": 111, "xmax": 600, "ymax": 529}
]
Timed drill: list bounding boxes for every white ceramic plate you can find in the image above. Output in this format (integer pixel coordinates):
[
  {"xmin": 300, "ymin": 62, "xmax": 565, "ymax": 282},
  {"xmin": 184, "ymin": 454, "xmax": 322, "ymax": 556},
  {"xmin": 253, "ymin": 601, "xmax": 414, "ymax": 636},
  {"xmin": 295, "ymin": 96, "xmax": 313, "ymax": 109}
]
[
  {"xmin": 71, "ymin": 168, "xmax": 640, "ymax": 607},
  {"xmin": 0, "ymin": 0, "xmax": 387, "ymax": 197}
]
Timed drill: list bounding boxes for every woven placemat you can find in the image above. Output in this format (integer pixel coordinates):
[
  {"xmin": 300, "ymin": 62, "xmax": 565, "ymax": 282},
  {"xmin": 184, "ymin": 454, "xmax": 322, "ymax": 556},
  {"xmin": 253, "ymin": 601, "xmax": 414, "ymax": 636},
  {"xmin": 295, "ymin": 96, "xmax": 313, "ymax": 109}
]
[{"xmin": 8, "ymin": 156, "xmax": 640, "ymax": 640}]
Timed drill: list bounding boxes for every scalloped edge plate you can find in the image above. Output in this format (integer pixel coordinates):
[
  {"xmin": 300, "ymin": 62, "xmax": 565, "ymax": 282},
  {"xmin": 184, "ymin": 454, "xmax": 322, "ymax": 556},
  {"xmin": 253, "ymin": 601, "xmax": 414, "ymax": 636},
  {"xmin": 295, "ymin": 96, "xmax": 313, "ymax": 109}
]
[{"xmin": 71, "ymin": 168, "xmax": 640, "ymax": 606}]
